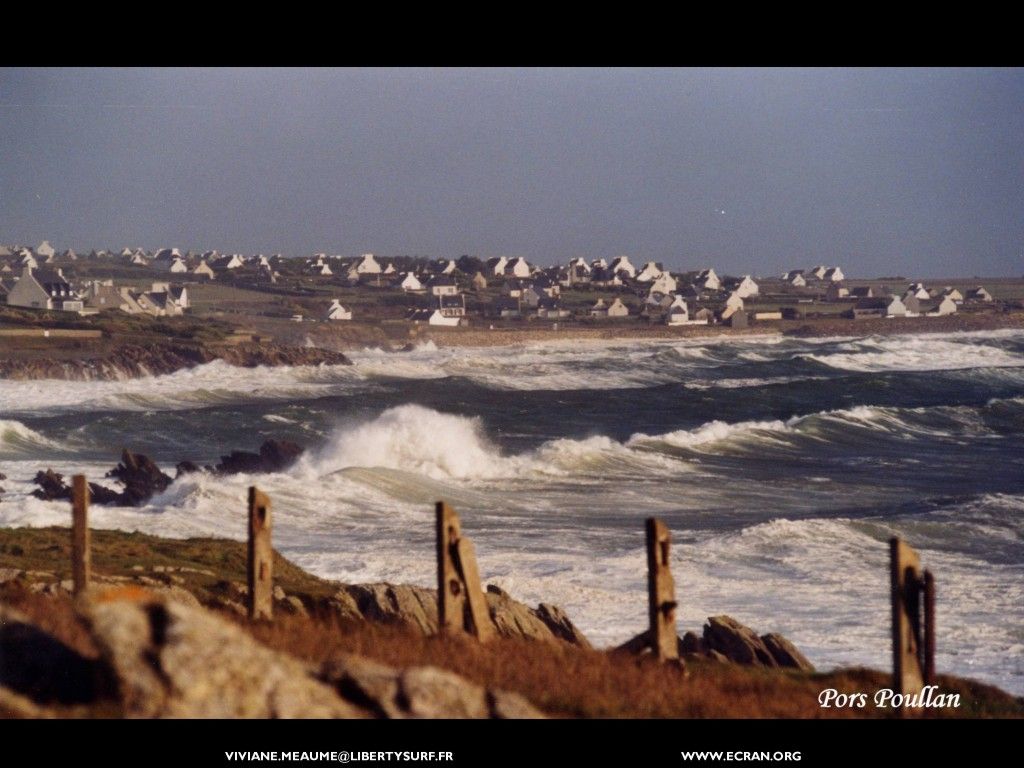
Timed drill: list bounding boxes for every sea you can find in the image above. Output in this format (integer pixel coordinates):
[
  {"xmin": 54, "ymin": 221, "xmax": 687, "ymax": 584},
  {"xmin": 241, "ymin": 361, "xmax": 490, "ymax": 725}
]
[{"xmin": 1, "ymin": 329, "xmax": 1022, "ymax": 693}]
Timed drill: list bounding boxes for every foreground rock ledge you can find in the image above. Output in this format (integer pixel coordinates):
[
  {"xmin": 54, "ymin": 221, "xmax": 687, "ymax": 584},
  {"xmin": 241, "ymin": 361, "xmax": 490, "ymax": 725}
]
[{"xmin": 1, "ymin": 587, "xmax": 545, "ymax": 719}]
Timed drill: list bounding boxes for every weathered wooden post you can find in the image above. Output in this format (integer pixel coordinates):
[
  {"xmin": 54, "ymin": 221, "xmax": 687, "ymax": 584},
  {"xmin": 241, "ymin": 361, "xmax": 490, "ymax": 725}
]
[
  {"xmin": 890, "ymin": 537, "xmax": 936, "ymax": 698},
  {"xmin": 435, "ymin": 501, "xmax": 494, "ymax": 642},
  {"xmin": 646, "ymin": 517, "xmax": 679, "ymax": 661},
  {"xmin": 247, "ymin": 486, "xmax": 273, "ymax": 621},
  {"xmin": 71, "ymin": 474, "xmax": 90, "ymax": 596}
]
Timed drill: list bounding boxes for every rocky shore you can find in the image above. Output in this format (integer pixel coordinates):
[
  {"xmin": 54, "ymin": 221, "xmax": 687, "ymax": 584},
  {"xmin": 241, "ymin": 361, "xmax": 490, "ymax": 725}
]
[
  {"xmin": 0, "ymin": 342, "xmax": 351, "ymax": 381},
  {"xmin": 1, "ymin": 526, "xmax": 1020, "ymax": 719}
]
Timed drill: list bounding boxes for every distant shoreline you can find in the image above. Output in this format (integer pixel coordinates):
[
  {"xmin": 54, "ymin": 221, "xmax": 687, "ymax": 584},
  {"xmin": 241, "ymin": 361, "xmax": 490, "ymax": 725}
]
[
  {"xmin": 417, "ymin": 310, "xmax": 1024, "ymax": 348},
  {"xmin": 0, "ymin": 311, "xmax": 1021, "ymax": 381}
]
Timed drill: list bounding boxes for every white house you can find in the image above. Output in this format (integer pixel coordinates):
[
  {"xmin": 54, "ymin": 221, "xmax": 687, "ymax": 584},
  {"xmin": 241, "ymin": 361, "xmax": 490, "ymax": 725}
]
[
  {"xmin": 940, "ymin": 287, "xmax": 964, "ymax": 303},
  {"xmin": 732, "ymin": 275, "xmax": 759, "ymax": 298},
  {"xmin": 966, "ymin": 286, "xmax": 993, "ymax": 302},
  {"xmin": 407, "ymin": 308, "xmax": 460, "ymax": 326},
  {"xmin": 649, "ymin": 271, "xmax": 677, "ymax": 294},
  {"xmin": 213, "ymin": 254, "xmax": 244, "ymax": 270},
  {"xmin": 383, "ymin": 263, "xmax": 396, "ymax": 275},
  {"xmin": 606, "ymin": 297, "xmax": 629, "ymax": 317},
  {"xmin": 429, "ymin": 276, "xmax": 459, "ymax": 296},
  {"xmin": 434, "ymin": 259, "xmax": 457, "ymax": 275},
  {"xmin": 589, "ymin": 299, "xmax": 608, "ymax": 317},
  {"xmin": 505, "ymin": 257, "xmax": 532, "ymax": 278},
  {"xmin": 167, "ymin": 257, "xmax": 188, "ymax": 273},
  {"xmin": 696, "ymin": 268, "xmax": 720, "ymax": 291},
  {"xmin": 471, "ymin": 271, "xmax": 487, "ymax": 290},
  {"xmin": 635, "ymin": 261, "xmax": 662, "ymax": 282},
  {"xmin": 609, "ymin": 256, "xmax": 637, "ymax": 278},
  {"xmin": 908, "ymin": 283, "xmax": 931, "ymax": 300},
  {"xmin": 785, "ymin": 271, "xmax": 806, "ymax": 287},
  {"xmin": 131, "ymin": 252, "xmax": 150, "ymax": 266},
  {"xmin": 192, "ymin": 260, "xmax": 216, "ymax": 279},
  {"xmin": 808, "ymin": 265, "xmax": 828, "ymax": 280},
  {"xmin": 486, "ymin": 256, "xmax": 509, "ymax": 276},
  {"xmin": 327, "ymin": 300, "xmax": 352, "ymax": 321},
  {"xmin": 356, "ymin": 253, "xmax": 382, "ymax": 274},
  {"xmin": 21, "ymin": 252, "xmax": 38, "ymax": 269},
  {"xmin": 824, "ymin": 267, "xmax": 844, "ymax": 282},
  {"xmin": 724, "ymin": 291, "xmax": 745, "ymax": 312},
  {"xmin": 568, "ymin": 257, "xmax": 591, "ymax": 274},
  {"xmin": 315, "ymin": 261, "xmax": 333, "ymax": 276},
  {"xmin": 7, "ymin": 266, "xmax": 82, "ymax": 311},
  {"xmin": 928, "ymin": 296, "xmax": 958, "ymax": 316},
  {"xmin": 35, "ymin": 240, "xmax": 56, "ymax": 259},
  {"xmin": 399, "ymin": 272, "xmax": 423, "ymax": 292},
  {"xmin": 665, "ymin": 295, "xmax": 690, "ymax": 326}
]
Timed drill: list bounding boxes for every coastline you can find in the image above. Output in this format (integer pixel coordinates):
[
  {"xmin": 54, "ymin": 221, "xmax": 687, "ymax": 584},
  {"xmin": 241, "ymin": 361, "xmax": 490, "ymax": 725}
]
[
  {"xmin": 417, "ymin": 310, "xmax": 1024, "ymax": 348},
  {"xmin": 0, "ymin": 311, "xmax": 1021, "ymax": 380}
]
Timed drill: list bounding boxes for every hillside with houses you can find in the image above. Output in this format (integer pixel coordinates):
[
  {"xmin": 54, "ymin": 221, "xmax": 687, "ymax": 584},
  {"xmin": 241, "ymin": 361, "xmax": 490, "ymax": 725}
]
[{"xmin": 0, "ymin": 241, "xmax": 1020, "ymax": 348}]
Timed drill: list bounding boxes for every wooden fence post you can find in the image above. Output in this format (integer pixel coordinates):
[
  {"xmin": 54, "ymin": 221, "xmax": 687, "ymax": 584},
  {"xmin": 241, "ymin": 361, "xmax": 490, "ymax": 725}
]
[
  {"xmin": 436, "ymin": 501, "xmax": 493, "ymax": 642},
  {"xmin": 248, "ymin": 486, "xmax": 273, "ymax": 621},
  {"xmin": 71, "ymin": 475, "xmax": 90, "ymax": 596},
  {"xmin": 890, "ymin": 537, "xmax": 936, "ymax": 698},
  {"xmin": 646, "ymin": 517, "xmax": 679, "ymax": 661}
]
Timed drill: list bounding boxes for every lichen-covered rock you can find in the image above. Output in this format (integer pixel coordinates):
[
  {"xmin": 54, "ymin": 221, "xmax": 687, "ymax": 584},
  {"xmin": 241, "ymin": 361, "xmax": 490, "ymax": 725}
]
[
  {"xmin": 332, "ymin": 582, "xmax": 589, "ymax": 647},
  {"xmin": 80, "ymin": 587, "xmax": 365, "ymax": 718},
  {"xmin": 318, "ymin": 655, "xmax": 545, "ymax": 719},
  {"xmin": 761, "ymin": 632, "xmax": 815, "ymax": 672},
  {"xmin": 703, "ymin": 615, "xmax": 778, "ymax": 667}
]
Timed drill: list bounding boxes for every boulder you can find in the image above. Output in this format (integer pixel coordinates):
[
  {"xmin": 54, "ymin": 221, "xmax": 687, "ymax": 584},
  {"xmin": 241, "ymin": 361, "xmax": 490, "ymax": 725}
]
[
  {"xmin": 80, "ymin": 586, "xmax": 365, "ymax": 718},
  {"xmin": 761, "ymin": 633, "xmax": 815, "ymax": 672},
  {"xmin": 105, "ymin": 449, "xmax": 172, "ymax": 506},
  {"xmin": 175, "ymin": 461, "xmax": 200, "ymax": 478},
  {"xmin": 215, "ymin": 439, "xmax": 304, "ymax": 475},
  {"xmin": 31, "ymin": 469, "xmax": 71, "ymax": 501},
  {"xmin": 703, "ymin": 615, "xmax": 778, "ymax": 667},
  {"xmin": 0, "ymin": 604, "xmax": 106, "ymax": 706},
  {"xmin": 318, "ymin": 655, "xmax": 544, "ymax": 719},
  {"xmin": 333, "ymin": 582, "xmax": 589, "ymax": 647}
]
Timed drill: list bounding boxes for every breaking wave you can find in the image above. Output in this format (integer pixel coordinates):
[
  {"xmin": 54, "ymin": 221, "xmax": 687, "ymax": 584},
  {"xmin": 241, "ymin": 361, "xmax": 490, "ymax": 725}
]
[{"xmin": 295, "ymin": 397, "xmax": 1023, "ymax": 482}]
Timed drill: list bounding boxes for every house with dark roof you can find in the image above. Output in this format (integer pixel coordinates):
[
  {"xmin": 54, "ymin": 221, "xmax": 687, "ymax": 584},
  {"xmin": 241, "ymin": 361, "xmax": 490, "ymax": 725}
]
[{"xmin": 6, "ymin": 266, "xmax": 82, "ymax": 311}]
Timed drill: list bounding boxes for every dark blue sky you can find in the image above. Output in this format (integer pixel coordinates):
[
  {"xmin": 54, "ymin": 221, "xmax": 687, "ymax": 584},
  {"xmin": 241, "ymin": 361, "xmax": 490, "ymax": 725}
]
[{"xmin": 1, "ymin": 68, "xmax": 1022, "ymax": 277}]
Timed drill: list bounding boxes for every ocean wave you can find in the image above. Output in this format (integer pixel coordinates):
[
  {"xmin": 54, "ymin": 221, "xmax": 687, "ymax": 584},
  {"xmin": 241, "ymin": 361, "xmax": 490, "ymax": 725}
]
[
  {"xmin": 0, "ymin": 360, "xmax": 362, "ymax": 416},
  {"xmin": 0, "ymin": 419, "xmax": 65, "ymax": 456},
  {"xmin": 802, "ymin": 332, "xmax": 1024, "ymax": 373},
  {"xmin": 292, "ymin": 398, "xmax": 1020, "ymax": 483}
]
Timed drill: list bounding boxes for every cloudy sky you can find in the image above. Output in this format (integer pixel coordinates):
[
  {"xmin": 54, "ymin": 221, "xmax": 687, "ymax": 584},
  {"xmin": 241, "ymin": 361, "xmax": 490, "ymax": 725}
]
[{"xmin": 1, "ymin": 67, "xmax": 1022, "ymax": 277}]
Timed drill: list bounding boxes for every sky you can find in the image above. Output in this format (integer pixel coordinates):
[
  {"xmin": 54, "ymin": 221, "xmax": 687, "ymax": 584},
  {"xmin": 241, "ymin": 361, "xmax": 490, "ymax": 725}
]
[{"xmin": 1, "ymin": 67, "xmax": 1022, "ymax": 278}]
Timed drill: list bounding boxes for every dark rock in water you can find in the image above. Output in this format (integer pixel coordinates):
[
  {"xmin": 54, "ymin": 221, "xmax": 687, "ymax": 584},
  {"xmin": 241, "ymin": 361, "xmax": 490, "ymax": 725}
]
[
  {"xmin": 215, "ymin": 439, "xmax": 304, "ymax": 475},
  {"xmin": 703, "ymin": 615, "xmax": 779, "ymax": 668},
  {"xmin": 259, "ymin": 439, "xmax": 303, "ymax": 471},
  {"xmin": 761, "ymin": 632, "xmax": 815, "ymax": 672},
  {"xmin": 105, "ymin": 449, "xmax": 172, "ymax": 506},
  {"xmin": 175, "ymin": 461, "xmax": 200, "ymax": 478},
  {"xmin": 0, "ymin": 472, "xmax": 7, "ymax": 480},
  {"xmin": 32, "ymin": 467, "xmax": 131, "ymax": 506},
  {"xmin": 88, "ymin": 483, "xmax": 123, "ymax": 505},
  {"xmin": 31, "ymin": 469, "xmax": 72, "ymax": 501}
]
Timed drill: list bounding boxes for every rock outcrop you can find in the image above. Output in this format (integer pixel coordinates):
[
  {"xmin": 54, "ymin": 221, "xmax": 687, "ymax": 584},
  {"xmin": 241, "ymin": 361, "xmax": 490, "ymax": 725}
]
[
  {"xmin": 331, "ymin": 582, "xmax": 590, "ymax": 647},
  {"xmin": 105, "ymin": 449, "xmax": 173, "ymax": 505},
  {"xmin": 702, "ymin": 616, "xmax": 814, "ymax": 671},
  {"xmin": 215, "ymin": 439, "xmax": 305, "ymax": 475},
  {"xmin": 31, "ymin": 469, "xmax": 121, "ymax": 504},
  {"xmin": 2, "ymin": 587, "xmax": 548, "ymax": 719},
  {"xmin": 318, "ymin": 654, "xmax": 544, "ymax": 719},
  {"xmin": 0, "ymin": 343, "xmax": 351, "ymax": 382}
]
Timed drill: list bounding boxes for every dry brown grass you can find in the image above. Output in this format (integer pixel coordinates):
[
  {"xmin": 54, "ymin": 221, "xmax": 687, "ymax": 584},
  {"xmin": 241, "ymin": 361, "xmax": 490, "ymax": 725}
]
[{"xmin": 3, "ymin": 526, "xmax": 1021, "ymax": 719}]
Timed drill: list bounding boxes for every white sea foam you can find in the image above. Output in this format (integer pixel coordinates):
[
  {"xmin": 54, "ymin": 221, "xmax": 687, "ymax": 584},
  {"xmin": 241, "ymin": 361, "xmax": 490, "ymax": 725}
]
[{"xmin": 804, "ymin": 332, "xmax": 1024, "ymax": 373}]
